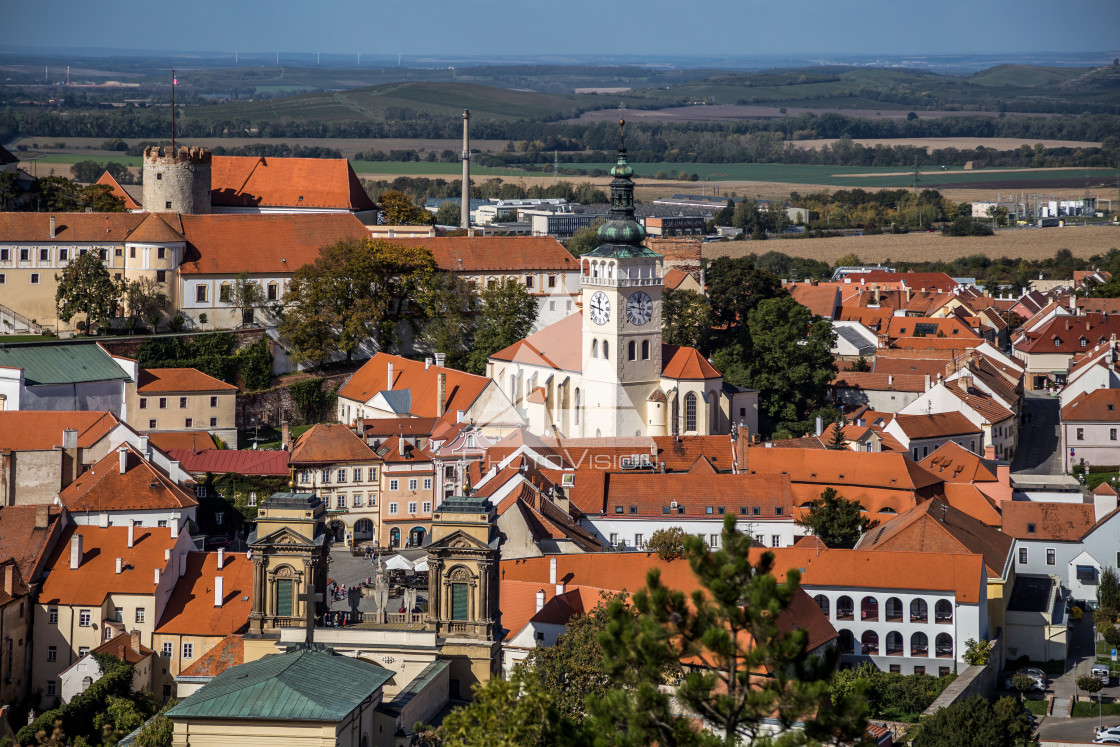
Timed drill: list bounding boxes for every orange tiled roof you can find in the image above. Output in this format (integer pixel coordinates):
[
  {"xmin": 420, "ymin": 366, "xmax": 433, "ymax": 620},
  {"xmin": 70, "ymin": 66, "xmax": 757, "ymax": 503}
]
[
  {"xmin": 178, "ymin": 634, "xmax": 244, "ymax": 679},
  {"xmin": 832, "ymin": 372, "xmax": 927, "ymax": 393},
  {"xmin": 1062, "ymin": 389, "xmax": 1120, "ymax": 422},
  {"xmin": 919, "ymin": 441, "xmax": 997, "ymax": 483},
  {"xmin": 946, "ymin": 381, "xmax": 1014, "ymax": 424},
  {"xmin": 147, "ymin": 431, "xmax": 216, "ymax": 452},
  {"xmin": 0, "ymin": 506, "xmax": 61, "ymax": 583},
  {"xmin": 661, "ymin": 344, "xmax": 721, "ymax": 380},
  {"xmin": 127, "ymin": 213, "xmax": 185, "ymax": 243},
  {"xmin": 889, "ymin": 412, "xmax": 982, "ymax": 440},
  {"xmin": 60, "ymin": 443, "xmax": 198, "ymax": 513},
  {"xmin": 404, "ymin": 236, "xmax": 576, "ymax": 272},
  {"xmin": 842, "ymin": 271, "xmax": 959, "ymax": 292},
  {"xmin": 747, "ymin": 447, "xmax": 942, "ymax": 491},
  {"xmin": 0, "ymin": 212, "xmax": 145, "ymax": 242},
  {"xmin": 940, "ymin": 483, "xmax": 1003, "ymax": 527},
  {"xmin": 177, "ymin": 213, "xmax": 370, "ymax": 275},
  {"xmin": 168, "ymin": 448, "xmax": 289, "ymax": 476},
  {"xmin": 489, "ymin": 313, "xmax": 583, "ymax": 373},
  {"xmin": 95, "ymin": 172, "xmax": 142, "ymax": 210},
  {"xmin": 788, "ymin": 283, "xmax": 840, "ymax": 319},
  {"xmin": 663, "ymin": 268, "xmax": 695, "ymax": 290},
  {"xmin": 1017, "ymin": 313, "xmax": 1120, "ymax": 355},
  {"xmin": 93, "ymin": 631, "xmax": 152, "ymax": 663},
  {"xmin": 889, "ymin": 337, "xmax": 983, "ymax": 351},
  {"xmin": 338, "ymin": 352, "xmax": 491, "ymax": 422},
  {"xmin": 156, "ymin": 552, "xmax": 253, "ymax": 636},
  {"xmin": 1001, "ymin": 501, "xmax": 1096, "ymax": 541},
  {"xmin": 137, "ymin": 367, "xmax": 237, "ymax": 393},
  {"xmin": 886, "ymin": 316, "xmax": 980, "ymax": 341},
  {"xmin": 290, "ymin": 424, "xmax": 377, "ymax": 464},
  {"xmin": 871, "ymin": 356, "xmax": 946, "ymax": 378},
  {"xmin": 209, "ymin": 156, "xmax": 375, "ymax": 211},
  {"xmin": 0, "ymin": 410, "xmax": 119, "ymax": 452},
  {"xmin": 0, "ymin": 559, "xmax": 30, "ymax": 606},
  {"xmin": 603, "ymin": 467, "xmax": 792, "ymax": 517},
  {"xmin": 40, "ymin": 525, "xmax": 179, "ymax": 606}
]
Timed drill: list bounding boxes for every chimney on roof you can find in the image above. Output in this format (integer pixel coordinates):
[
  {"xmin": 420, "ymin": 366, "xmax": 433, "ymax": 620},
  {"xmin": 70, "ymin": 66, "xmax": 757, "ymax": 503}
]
[
  {"xmin": 115, "ymin": 557, "xmax": 122, "ymax": 574},
  {"xmin": 179, "ymin": 551, "xmax": 186, "ymax": 577},
  {"xmin": 815, "ymin": 416, "xmax": 823, "ymax": 436},
  {"xmin": 217, "ymin": 548, "xmax": 225, "ymax": 569},
  {"xmin": 130, "ymin": 629, "xmax": 141, "ymax": 652},
  {"xmin": 99, "ymin": 512, "xmax": 108, "ymax": 528},
  {"xmin": 2, "ymin": 564, "xmax": 14, "ymax": 596},
  {"xmin": 398, "ymin": 437, "xmax": 406, "ymax": 457},
  {"xmin": 536, "ymin": 588, "xmax": 545, "ymax": 613},
  {"xmin": 154, "ymin": 567, "xmax": 160, "ymax": 585},
  {"xmin": 69, "ymin": 533, "xmax": 83, "ymax": 570},
  {"xmin": 425, "ymin": 357, "xmax": 432, "ymax": 370},
  {"xmin": 888, "ymin": 375, "xmax": 894, "ymax": 387},
  {"xmin": 214, "ymin": 576, "xmax": 224, "ymax": 607},
  {"xmin": 435, "ymin": 352, "xmax": 446, "ymax": 368},
  {"xmin": 35, "ymin": 505, "xmax": 50, "ymax": 529},
  {"xmin": 437, "ymin": 373, "xmax": 447, "ymax": 418},
  {"xmin": 387, "ymin": 361, "xmax": 394, "ymax": 386},
  {"xmin": 118, "ymin": 445, "xmax": 129, "ymax": 475},
  {"xmin": 924, "ymin": 374, "xmax": 931, "ymax": 392},
  {"xmin": 170, "ymin": 513, "xmax": 179, "ymax": 538},
  {"xmin": 984, "ymin": 444, "xmax": 995, "ymax": 460},
  {"xmin": 164, "ymin": 548, "xmax": 171, "ymax": 561},
  {"xmin": 549, "ymin": 556, "xmax": 557, "ymax": 586},
  {"xmin": 49, "ymin": 215, "xmax": 56, "ymax": 239},
  {"xmin": 139, "ymin": 435, "xmax": 150, "ymax": 459},
  {"xmin": 127, "ymin": 521, "xmax": 135, "ymax": 548},
  {"xmin": 282, "ymin": 422, "xmax": 291, "ymax": 451},
  {"xmin": 62, "ymin": 428, "xmax": 78, "ymax": 450}
]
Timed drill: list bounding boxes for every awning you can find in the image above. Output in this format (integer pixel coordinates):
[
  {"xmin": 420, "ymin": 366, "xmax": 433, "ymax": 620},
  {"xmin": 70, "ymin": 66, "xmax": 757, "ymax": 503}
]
[{"xmin": 383, "ymin": 554, "xmax": 414, "ymax": 571}]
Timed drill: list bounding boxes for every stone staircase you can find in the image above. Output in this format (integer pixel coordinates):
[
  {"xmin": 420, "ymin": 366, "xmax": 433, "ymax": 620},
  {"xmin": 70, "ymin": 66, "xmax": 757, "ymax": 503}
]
[
  {"xmin": 0, "ymin": 303, "xmax": 45, "ymax": 335},
  {"xmin": 1049, "ymin": 694, "xmax": 1071, "ymax": 718}
]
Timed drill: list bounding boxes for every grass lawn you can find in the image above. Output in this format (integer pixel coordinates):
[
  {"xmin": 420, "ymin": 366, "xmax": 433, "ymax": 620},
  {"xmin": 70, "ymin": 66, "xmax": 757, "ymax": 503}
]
[
  {"xmin": 1072, "ymin": 700, "xmax": 1120, "ymax": 718},
  {"xmin": 0, "ymin": 335, "xmax": 54, "ymax": 344},
  {"xmin": 1023, "ymin": 698, "xmax": 1049, "ymax": 716},
  {"xmin": 237, "ymin": 423, "xmax": 313, "ymax": 450}
]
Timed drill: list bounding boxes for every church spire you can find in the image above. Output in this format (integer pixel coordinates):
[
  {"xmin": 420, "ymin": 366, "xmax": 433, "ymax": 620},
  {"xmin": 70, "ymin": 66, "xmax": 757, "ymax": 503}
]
[{"xmin": 584, "ymin": 119, "xmax": 660, "ymax": 259}]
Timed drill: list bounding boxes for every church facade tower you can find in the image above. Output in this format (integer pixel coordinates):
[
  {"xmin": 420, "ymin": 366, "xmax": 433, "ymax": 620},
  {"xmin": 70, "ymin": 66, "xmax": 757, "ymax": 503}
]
[
  {"xmin": 580, "ymin": 121, "xmax": 664, "ymax": 438},
  {"xmin": 142, "ymin": 145, "xmax": 212, "ymax": 214}
]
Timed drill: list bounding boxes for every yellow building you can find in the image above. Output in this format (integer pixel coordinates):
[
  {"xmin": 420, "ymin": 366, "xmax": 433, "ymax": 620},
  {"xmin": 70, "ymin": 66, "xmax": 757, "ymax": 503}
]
[{"xmin": 124, "ymin": 367, "xmax": 238, "ymax": 447}]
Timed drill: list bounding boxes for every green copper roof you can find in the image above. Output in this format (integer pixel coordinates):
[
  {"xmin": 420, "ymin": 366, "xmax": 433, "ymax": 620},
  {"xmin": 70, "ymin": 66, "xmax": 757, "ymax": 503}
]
[
  {"xmin": 166, "ymin": 648, "xmax": 393, "ymax": 722},
  {"xmin": 435, "ymin": 493, "xmax": 491, "ymax": 513},
  {"xmin": 588, "ymin": 119, "xmax": 661, "ymax": 260},
  {"xmin": 0, "ymin": 343, "xmax": 129, "ymax": 386}
]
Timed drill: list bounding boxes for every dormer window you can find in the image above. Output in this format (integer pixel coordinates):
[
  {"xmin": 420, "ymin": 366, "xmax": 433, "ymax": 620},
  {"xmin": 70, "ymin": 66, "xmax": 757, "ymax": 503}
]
[
  {"xmin": 1081, "ymin": 338, "xmax": 1088, "ymax": 347},
  {"xmin": 1027, "ymin": 523, "xmax": 1036, "ymax": 534},
  {"xmin": 1054, "ymin": 338, "xmax": 1061, "ymax": 348}
]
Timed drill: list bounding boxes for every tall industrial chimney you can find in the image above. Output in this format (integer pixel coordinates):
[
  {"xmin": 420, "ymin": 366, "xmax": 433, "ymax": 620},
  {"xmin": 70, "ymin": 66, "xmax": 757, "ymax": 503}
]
[{"xmin": 461, "ymin": 110, "xmax": 470, "ymax": 231}]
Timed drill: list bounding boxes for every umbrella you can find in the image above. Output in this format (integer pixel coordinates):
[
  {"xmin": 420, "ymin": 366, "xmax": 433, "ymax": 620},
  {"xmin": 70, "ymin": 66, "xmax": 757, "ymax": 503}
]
[
  {"xmin": 384, "ymin": 554, "xmax": 415, "ymax": 571},
  {"xmin": 413, "ymin": 558, "xmax": 429, "ymax": 572}
]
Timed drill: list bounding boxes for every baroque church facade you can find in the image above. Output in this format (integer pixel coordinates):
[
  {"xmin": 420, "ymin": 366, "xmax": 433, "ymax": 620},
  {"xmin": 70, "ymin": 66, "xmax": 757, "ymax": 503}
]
[{"xmin": 486, "ymin": 122, "xmax": 757, "ymax": 439}]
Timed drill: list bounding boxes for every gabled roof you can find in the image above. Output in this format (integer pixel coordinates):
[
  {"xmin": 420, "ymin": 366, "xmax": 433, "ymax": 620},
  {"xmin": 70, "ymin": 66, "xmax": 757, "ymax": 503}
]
[
  {"xmin": 870, "ymin": 356, "xmax": 947, "ymax": 378},
  {"xmin": 889, "ymin": 412, "xmax": 982, "ymax": 440},
  {"xmin": 0, "ymin": 344, "xmax": 130, "ymax": 386},
  {"xmin": 831, "ymin": 372, "xmax": 927, "ymax": 393},
  {"xmin": 788, "ymin": 283, "xmax": 840, "ymax": 319},
  {"xmin": 168, "ymin": 448, "xmax": 290, "ymax": 476},
  {"xmin": 663, "ymin": 268, "xmax": 696, "ymax": 290},
  {"xmin": 166, "ymin": 648, "xmax": 393, "ymax": 722},
  {"xmin": 857, "ymin": 498, "xmax": 1012, "ymax": 578},
  {"xmin": 603, "ymin": 468, "xmax": 792, "ymax": 517},
  {"xmin": 1001, "ymin": 501, "xmax": 1097, "ymax": 541},
  {"xmin": 95, "ymin": 171, "xmax": 142, "ymax": 210},
  {"xmin": 40, "ymin": 525, "xmax": 179, "ymax": 606},
  {"xmin": 919, "ymin": 441, "xmax": 998, "ymax": 483},
  {"xmin": 0, "ymin": 212, "xmax": 145, "ymax": 242},
  {"xmin": 338, "ymin": 352, "xmax": 490, "ymax": 422},
  {"xmin": 746, "ymin": 447, "xmax": 942, "ymax": 492},
  {"xmin": 404, "ymin": 236, "xmax": 576, "ymax": 272},
  {"xmin": 93, "ymin": 631, "xmax": 152, "ymax": 663},
  {"xmin": 1017, "ymin": 313, "xmax": 1120, "ymax": 355},
  {"xmin": 489, "ymin": 313, "xmax": 583, "ymax": 373},
  {"xmin": 60, "ymin": 443, "xmax": 198, "ymax": 513},
  {"xmin": 886, "ymin": 316, "xmax": 980, "ymax": 341},
  {"xmin": 940, "ymin": 483, "xmax": 1003, "ymax": 527},
  {"xmin": 0, "ymin": 506, "xmax": 61, "ymax": 583},
  {"xmin": 842, "ymin": 271, "xmax": 959, "ymax": 292},
  {"xmin": 661, "ymin": 344, "xmax": 721, "ymax": 380},
  {"xmin": 0, "ymin": 410, "xmax": 119, "ymax": 451},
  {"xmin": 177, "ymin": 213, "xmax": 370, "ymax": 275},
  {"xmin": 178, "ymin": 634, "xmax": 244, "ymax": 679},
  {"xmin": 127, "ymin": 212, "xmax": 185, "ymax": 243},
  {"xmin": 1061, "ymin": 389, "xmax": 1120, "ymax": 423},
  {"xmin": 290, "ymin": 424, "xmax": 377, "ymax": 464},
  {"xmin": 945, "ymin": 380, "xmax": 1014, "ymax": 424},
  {"xmin": 147, "ymin": 431, "xmax": 216, "ymax": 452},
  {"xmin": 0, "ymin": 144, "xmax": 16, "ymax": 165},
  {"xmin": 209, "ymin": 156, "xmax": 376, "ymax": 211},
  {"xmin": 156, "ymin": 552, "xmax": 253, "ymax": 636},
  {"xmin": 0, "ymin": 559, "xmax": 30, "ymax": 606},
  {"xmin": 137, "ymin": 367, "xmax": 237, "ymax": 393}
]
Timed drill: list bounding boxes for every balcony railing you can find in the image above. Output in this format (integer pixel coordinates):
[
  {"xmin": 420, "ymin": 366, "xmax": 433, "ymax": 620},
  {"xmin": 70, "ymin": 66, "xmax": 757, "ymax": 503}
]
[{"xmin": 581, "ymin": 276, "xmax": 663, "ymax": 288}]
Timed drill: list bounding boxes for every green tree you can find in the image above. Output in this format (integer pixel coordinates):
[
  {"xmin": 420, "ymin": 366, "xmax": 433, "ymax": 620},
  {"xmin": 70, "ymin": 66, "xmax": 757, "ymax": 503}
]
[
  {"xmin": 911, "ymin": 695, "xmax": 1034, "ymax": 747},
  {"xmin": 123, "ymin": 276, "xmax": 169, "ymax": 331},
  {"xmin": 704, "ymin": 257, "xmax": 785, "ymax": 340},
  {"xmin": 646, "ymin": 526, "xmax": 690, "ymax": 561},
  {"xmin": 94, "ymin": 694, "xmax": 148, "ymax": 741},
  {"xmin": 564, "ymin": 221, "xmax": 606, "ymax": 257},
  {"xmin": 1076, "ymin": 672, "xmax": 1103, "ymax": 700},
  {"xmin": 417, "ymin": 668, "xmax": 561, "ymax": 747},
  {"xmin": 962, "ymin": 638, "xmax": 993, "ymax": 666},
  {"xmin": 419, "ymin": 273, "xmax": 480, "ymax": 371},
  {"xmin": 55, "ymin": 250, "xmax": 122, "ymax": 335},
  {"xmin": 586, "ymin": 514, "xmax": 869, "ymax": 746},
  {"xmin": 280, "ymin": 238, "xmax": 437, "ymax": 364},
  {"xmin": 434, "ymin": 200, "xmax": 462, "ymax": 226},
  {"xmin": 661, "ymin": 288, "xmax": 712, "ymax": 351},
  {"xmin": 466, "ymin": 278, "xmax": 537, "ymax": 375},
  {"xmin": 229, "ymin": 271, "xmax": 265, "ymax": 326},
  {"xmin": 849, "ymin": 356, "xmax": 871, "ymax": 372},
  {"xmin": 712, "ymin": 199, "xmax": 735, "ymax": 227},
  {"xmin": 1009, "ymin": 672, "xmax": 1035, "ymax": 699},
  {"xmin": 795, "ymin": 487, "xmax": 877, "ymax": 549},
  {"xmin": 379, "ymin": 189, "xmax": 435, "ymax": 225},
  {"xmin": 1098, "ymin": 566, "xmax": 1120, "ymax": 611},
  {"xmin": 0, "ymin": 170, "xmax": 21, "ymax": 210},
  {"xmin": 826, "ymin": 421, "xmax": 847, "ymax": 450}
]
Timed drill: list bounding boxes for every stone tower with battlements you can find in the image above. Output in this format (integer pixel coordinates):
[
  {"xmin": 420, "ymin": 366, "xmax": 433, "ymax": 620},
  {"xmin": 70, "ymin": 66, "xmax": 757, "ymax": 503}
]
[{"xmin": 142, "ymin": 145, "xmax": 212, "ymax": 214}]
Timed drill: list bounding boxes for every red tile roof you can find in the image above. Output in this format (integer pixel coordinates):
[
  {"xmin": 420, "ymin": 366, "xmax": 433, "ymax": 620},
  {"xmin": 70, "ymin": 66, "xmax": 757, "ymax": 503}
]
[
  {"xmin": 0, "ymin": 506, "xmax": 61, "ymax": 583},
  {"xmin": 663, "ymin": 268, "xmax": 695, "ymax": 290},
  {"xmin": 127, "ymin": 213, "xmax": 185, "ymax": 243},
  {"xmin": 1001, "ymin": 502, "xmax": 1096, "ymax": 541},
  {"xmin": 747, "ymin": 447, "xmax": 942, "ymax": 492},
  {"xmin": 137, "ymin": 367, "xmax": 237, "ymax": 393},
  {"xmin": 886, "ymin": 316, "xmax": 980, "ymax": 342},
  {"xmin": 0, "ymin": 212, "xmax": 145, "ymax": 242},
  {"xmin": 156, "ymin": 552, "xmax": 253, "ymax": 636},
  {"xmin": 95, "ymin": 172, "xmax": 142, "ymax": 210},
  {"xmin": 1016, "ymin": 313, "xmax": 1120, "ymax": 355},
  {"xmin": 490, "ymin": 313, "xmax": 583, "ymax": 373},
  {"xmin": 661, "ymin": 345, "xmax": 721, "ymax": 380},
  {"xmin": 177, "ymin": 213, "xmax": 370, "ymax": 275},
  {"xmin": 889, "ymin": 412, "xmax": 982, "ymax": 440},
  {"xmin": 831, "ymin": 372, "xmax": 927, "ymax": 393},
  {"xmin": 290, "ymin": 424, "xmax": 377, "ymax": 464},
  {"xmin": 940, "ymin": 483, "xmax": 1003, "ymax": 527},
  {"xmin": 337, "ymin": 353, "xmax": 491, "ymax": 423},
  {"xmin": 870, "ymin": 357, "xmax": 947, "ymax": 378},
  {"xmin": 147, "ymin": 431, "xmax": 216, "ymax": 452},
  {"xmin": 919, "ymin": 441, "xmax": 998, "ymax": 483},
  {"xmin": 789, "ymin": 283, "xmax": 840, "ymax": 319},
  {"xmin": 404, "ymin": 236, "xmax": 576, "ymax": 272},
  {"xmin": 209, "ymin": 156, "xmax": 375, "ymax": 211},
  {"xmin": 1061, "ymin": 389, "xmax": 1120, "ymax": 422},
  {"xmin": 0, "ymin": 410, "xmax": 119, "ymax": 451},
  {"xmin": 842, "ymin": 271, "xmax": 959, "ymax": 292},
  {"xmin": 60, "ymin": 443, "xmax": 198, "ymax": 513},
  {"xmin": 168, "ymin": 448, "xmax": 290, "ymax": 476},
  {"xmin": 0, "ymin": 559, "xmax": 30, "ymax": 606},
  {"xmin": 40, "ymin": 525, "xmax": 179, "ymax": 606},
  {"xmin": 178, "ymin": 634, "xmax": 244, "ymax": 679},
  {"xmin": 889, "ymin": 337, "xmax": 983, "ymax": 351},
  {"xmin": 602, "ymin": 463, "xmax": 792, "ymax": 518},
  {"xmin": 93, "ymin": 631, "xmax": 152, "ymax": 663}
]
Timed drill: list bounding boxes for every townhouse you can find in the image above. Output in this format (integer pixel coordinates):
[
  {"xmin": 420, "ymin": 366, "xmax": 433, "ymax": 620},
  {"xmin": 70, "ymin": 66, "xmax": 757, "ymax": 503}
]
[
  {"xmin": 124, "ymin": 367, "xmax": 238, "ymax": 447},
  {"xmin": 1061, "ymin": 389, "xmax": 1120, "ymax": 471},
  {"xmin": 1013, "ymin": 313, "xmax": 1120, "ymax": 391},
  {"xmin": 882, "ymin": 412, "xmax": 985, "ymax": 461},
  {"xmin": 290, "ymin": 424, "xmax": 383, "ymax": 546}
]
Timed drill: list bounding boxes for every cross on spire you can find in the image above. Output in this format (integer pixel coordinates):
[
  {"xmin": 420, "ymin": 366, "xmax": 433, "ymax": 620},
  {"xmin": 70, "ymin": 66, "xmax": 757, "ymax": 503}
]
[{"xmin": 298, "ymin": 589, "xmax": 324, "ymax": 646}]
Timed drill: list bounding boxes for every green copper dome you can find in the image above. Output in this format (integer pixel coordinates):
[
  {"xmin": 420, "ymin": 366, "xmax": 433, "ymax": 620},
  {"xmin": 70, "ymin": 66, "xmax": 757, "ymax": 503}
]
[{"xmin": 584, "ymin": 119, "xmax": 662, "ymax": 260}]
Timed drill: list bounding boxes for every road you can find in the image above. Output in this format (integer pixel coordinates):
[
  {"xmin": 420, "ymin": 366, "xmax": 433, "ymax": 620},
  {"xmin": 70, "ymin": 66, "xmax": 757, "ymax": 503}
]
[{"xmin": 1012, "ymin": 390, "xmax": 1063, "ymax": 475}]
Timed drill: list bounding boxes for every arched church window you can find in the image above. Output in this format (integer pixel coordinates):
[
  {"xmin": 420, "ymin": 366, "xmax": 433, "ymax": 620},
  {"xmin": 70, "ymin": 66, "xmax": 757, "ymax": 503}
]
[
  {"xmin": 591, "ymin": 340, "xmax": 598, "ymax": 358},
  {"xmin": 642, "ymin": 340, "xmax": 650, "ymax": 360},
  {"xmin": 628, "ymin": 341, "xmax": 636, "ymax": 361},
  {"xmin": 603, "ymin": 341, "xmax": 609, "ymax": 360},
  {"xmin": 684, "ymin": 392, "xmax": 697, "ymax": 432}
]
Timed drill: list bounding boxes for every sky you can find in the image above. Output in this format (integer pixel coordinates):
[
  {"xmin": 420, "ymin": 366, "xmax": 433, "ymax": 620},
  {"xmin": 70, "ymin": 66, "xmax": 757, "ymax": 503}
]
[{"xmin": 3, "ymin": 0, "xmax": 1118, "ymax": 60}]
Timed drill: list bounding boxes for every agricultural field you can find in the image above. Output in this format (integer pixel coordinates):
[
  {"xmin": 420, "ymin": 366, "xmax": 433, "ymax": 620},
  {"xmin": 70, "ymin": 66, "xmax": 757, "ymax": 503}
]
[
  {"xmin": 788, "ymin": 137, "xmax": 1102, "ymax": 151},
  {"xmin": 703, "ymin": 225, "xmax": 1120, "ymax": 264},
  {"xmin": 10, "ymin": 136, "xmax": 512, "ymax": 159}
]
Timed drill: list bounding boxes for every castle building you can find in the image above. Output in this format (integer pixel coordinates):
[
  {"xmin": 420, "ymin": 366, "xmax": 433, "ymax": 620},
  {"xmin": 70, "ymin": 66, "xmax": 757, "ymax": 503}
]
[{"xmin": 486, "ymin": 123, "xmax": 757, "ymax": 439}]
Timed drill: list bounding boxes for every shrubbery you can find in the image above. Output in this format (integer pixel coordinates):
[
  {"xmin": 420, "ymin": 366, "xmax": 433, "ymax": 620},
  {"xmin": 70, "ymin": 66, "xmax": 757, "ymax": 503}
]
[
  {"xmin": 137, "ymin": 333, "xmax": 272, "ymax": 390},
  {"xmin": 830, "ymin": 663, "xmax": 954, "ymax": 722}
]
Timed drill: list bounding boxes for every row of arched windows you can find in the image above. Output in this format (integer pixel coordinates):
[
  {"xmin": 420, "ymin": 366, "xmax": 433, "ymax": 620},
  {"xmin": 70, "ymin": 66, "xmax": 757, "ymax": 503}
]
[
  {"xmin": 837, "ymin": 630, "xmax": 954, "ymax": 658},
  {"xmin": 627, "ymin": 339, "xmax": 651, "ymax": 361},
  {"xmin": 818, "ymin": 595, "xmax": 952, "ymax": 624},
  {"xmin": 591, "ymin": 340, "xmax": 610, "ymax": 359}
]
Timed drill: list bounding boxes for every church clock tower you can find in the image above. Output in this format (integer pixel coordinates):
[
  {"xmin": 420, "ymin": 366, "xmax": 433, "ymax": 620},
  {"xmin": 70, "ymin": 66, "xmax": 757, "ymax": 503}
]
[{"xmin": 580, "ymin": 121, "xmax": 664, "ymax": 438}]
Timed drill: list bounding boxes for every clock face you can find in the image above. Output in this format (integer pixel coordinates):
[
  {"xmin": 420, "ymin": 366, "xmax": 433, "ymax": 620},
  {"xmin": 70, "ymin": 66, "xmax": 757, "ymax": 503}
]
[
  {"xmin": 626, "ymin": 291, "xmax": 653, "ymax": 326},
  {"xmin": 589, "ymin": 291, "xmax": 611, "ymax": 325}
]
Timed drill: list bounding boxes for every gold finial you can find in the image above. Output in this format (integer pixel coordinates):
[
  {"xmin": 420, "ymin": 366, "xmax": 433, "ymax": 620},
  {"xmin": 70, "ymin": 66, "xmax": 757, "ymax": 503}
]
[{"xmin": 618, "ymin": 119, "xmax": 626, "ymax": 151}]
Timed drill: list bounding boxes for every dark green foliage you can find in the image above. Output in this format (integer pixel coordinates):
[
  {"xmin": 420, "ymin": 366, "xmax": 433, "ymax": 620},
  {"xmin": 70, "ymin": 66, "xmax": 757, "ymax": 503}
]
[
  {"xmin": 645, "ymin": 527, "xmax": 689, "ymax": 561},
  {"xmin": 795, "ymin": 487, "xmax": 878, "ymax": 549},
  {"xmin": 1103, "ymin": 624, "xmax": 1120, "ymax": 649},
  {"xmin": 850, "ymin": 356, "xmax": 872, "ymax": 372},
  {"xmin": 55, "ymin": 250, "xmax": 123, "ymax": 335},
  {"xmin": 827, "ymin": 421, "xmax": 847, "ymax": 450},
  {"xmin": 466, "ymin": 279, "xmax": 538, "ymax": 375},
  {"xmin": 419, "ymin": 273, "xmax": 480, "ymax": 371},
  {"xmin": 288, "ymin": 378, "xmax": 337, "ymax": 423},
  {"xmin": 830, "ymin": 663, "xmax": 954, "ymax": 722},
  {"xmin": 564, "ymin": 221, "xmax": 606, "ymax": 257},
  {"xmin": 137, "ymin": 333, "xmax": 272, "ymax": 389},
  {"xmin": 236, "ymin": 338, "xmax": 273, "ymax": 391},
  {"xmin": 910, "ymin": 695, "xmax": 1034, "ymax": 747},
  {"xmin": 941, "ymin": 216, "xmax": 995, "ymax": 236},
  {"xmin": 704, "ymin": 256, "xmax": 785, "ymax": 335},
  {"xmin": 210, "ymin": 473, "xmax": 292, "ymax": 523},
  {"xmin": 661, "ymin": 288, "xmax": 712, "ymax": 352},
  {"xmin": 1098, "ymin": 566, "xmax": 1120, "ymax": 612}
]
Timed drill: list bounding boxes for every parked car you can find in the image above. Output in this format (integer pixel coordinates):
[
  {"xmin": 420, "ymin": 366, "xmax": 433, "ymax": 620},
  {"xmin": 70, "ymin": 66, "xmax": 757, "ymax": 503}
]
[
  {"xmin": 1096, "ymin": 725, "xmax": 1120, "ymax": 741},
  {"xmin": 1091, "ymin": 665, "xmax": 1113, "ymax": 685},
  {"xmin": 1004, "ymin": 668, "xmax": 1046, "ymax": 691},
  {"xmin": 204, "ymin": 535, "xmax": 231, "ymax": 550},
  {"xmin": 1093, "ymin": 738, "xmax": 1120, "ymax": 745}
]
